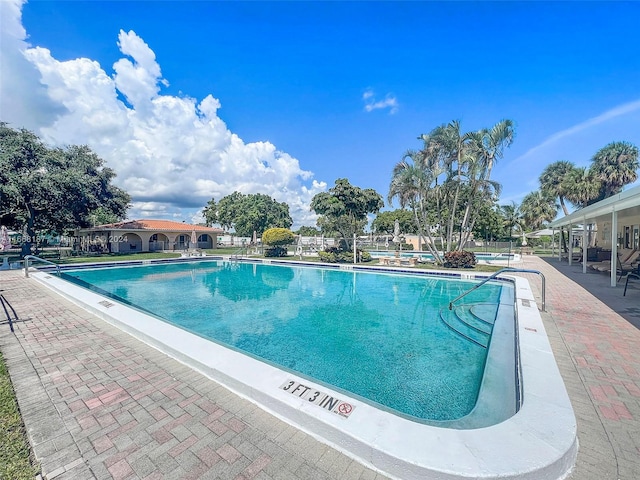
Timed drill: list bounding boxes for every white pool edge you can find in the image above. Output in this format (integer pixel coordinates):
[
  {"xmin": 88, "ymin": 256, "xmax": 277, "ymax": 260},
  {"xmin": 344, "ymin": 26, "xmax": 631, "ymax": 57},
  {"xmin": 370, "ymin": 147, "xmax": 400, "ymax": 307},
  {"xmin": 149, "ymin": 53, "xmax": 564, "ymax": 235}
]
[{"xmin": 32, "ymin": 268, "xmax": 577, "ymax": 480}]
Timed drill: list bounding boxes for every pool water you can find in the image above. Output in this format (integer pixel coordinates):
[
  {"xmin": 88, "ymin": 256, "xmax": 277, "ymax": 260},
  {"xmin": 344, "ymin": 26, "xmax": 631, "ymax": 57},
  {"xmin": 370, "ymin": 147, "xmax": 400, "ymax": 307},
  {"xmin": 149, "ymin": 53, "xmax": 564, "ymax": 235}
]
[{"xmin": 65, "ymin": 260, "xmax": 506, "ymax": 421}]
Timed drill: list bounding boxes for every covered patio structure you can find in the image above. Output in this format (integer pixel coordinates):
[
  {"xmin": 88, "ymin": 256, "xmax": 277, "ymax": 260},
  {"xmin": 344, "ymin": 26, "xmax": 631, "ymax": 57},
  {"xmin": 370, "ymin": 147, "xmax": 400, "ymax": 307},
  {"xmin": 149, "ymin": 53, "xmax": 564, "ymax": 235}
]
[
  {"xmin": 77, "ymin": 219, "xmax": 223, "ymax": 254},
  {"xmin": 549, "ymin": 184, "xmax": 640, "ymax": 287}
]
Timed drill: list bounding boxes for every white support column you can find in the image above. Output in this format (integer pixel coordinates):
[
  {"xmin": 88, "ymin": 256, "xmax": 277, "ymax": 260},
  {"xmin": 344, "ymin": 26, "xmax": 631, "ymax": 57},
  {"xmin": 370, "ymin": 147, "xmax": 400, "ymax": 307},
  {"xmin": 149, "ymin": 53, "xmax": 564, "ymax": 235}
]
[
  {"xmin": 568, "ymin": 225, "xmax": 574, "ymax": 265},
  {"xmin": 558, "ymin": 227, "xmax": 563, "ymax": 261},
  {"xmin": 582, "ymin": 222, "xmax": 588, "ymax": 273},
  {"xmin": 611, "ymin": 210, "xmax": 618, "ymax": 287}
]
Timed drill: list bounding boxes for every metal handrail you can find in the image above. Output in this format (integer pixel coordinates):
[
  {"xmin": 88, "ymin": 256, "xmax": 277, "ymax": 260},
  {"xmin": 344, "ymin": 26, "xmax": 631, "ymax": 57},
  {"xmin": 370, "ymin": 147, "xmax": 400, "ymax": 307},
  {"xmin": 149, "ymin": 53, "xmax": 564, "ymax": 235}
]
[
  {"xmin": 23, "ymin": 255, "xmax": 61, "ymax": 277},
  {"xmin": 449, "ymin": 268, "xmax": 546, "ymax": 311},
  {"xmin": 230, "ymin": 247, "xmax": 247, "ymax": 260}
]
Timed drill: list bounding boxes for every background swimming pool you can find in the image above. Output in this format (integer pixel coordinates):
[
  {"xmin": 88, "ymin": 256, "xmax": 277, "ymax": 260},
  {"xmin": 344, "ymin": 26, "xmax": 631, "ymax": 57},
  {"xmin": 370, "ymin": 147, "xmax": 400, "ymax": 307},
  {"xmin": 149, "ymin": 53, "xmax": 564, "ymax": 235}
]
[
  {"xmin": 367, "ymin": 250, "xmax": 516, "ymax": 261},
  {"xmin": 65, "ymin": 260, "xmax": 506, "ymax": 421}
]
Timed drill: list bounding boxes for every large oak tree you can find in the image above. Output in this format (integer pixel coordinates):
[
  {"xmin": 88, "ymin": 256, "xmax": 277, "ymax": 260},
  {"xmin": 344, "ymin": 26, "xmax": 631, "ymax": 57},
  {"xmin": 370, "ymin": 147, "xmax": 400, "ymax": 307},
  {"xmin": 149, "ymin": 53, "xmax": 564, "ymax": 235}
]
[
  {"xmin": 310, "ymin": 178, "xmax": 383, "ymax": 250},
  {"xmin": 0, "ymin": 123, "xmax": 130, "ymax": 255},
  {"xmin": 203, "ymin": 192, "xmax": 292, "ymax": 237}
]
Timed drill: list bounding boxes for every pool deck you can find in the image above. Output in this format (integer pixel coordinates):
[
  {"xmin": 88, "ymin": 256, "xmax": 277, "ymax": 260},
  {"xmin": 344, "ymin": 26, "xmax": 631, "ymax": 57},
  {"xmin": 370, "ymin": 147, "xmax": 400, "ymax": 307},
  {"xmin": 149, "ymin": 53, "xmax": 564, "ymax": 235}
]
[{"xmin": 0, "ymin": 255, "xmax": 638, "ymax": 479}]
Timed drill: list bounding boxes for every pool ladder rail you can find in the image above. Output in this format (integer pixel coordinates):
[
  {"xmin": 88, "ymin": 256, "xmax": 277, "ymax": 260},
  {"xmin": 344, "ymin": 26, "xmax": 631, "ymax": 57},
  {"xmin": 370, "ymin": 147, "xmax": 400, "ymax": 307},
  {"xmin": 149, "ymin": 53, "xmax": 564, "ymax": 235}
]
[
  {"xmin": 230, "ymin": 247, "xmax": 248, "ymax": 261},
  {"xmin": 449, "ymin": 267, "xmax": 545, "ymax": 312},
  {"xmin": 443, "ymin": 267, "xmax": 545, "ymax": 348},
  {"xmin": 23, "ymin": 254, "xmax": 61, "ymax": 277},
  {"xmin": 439, "ymin": 303, "xmax": 498, "ymax": 348}
]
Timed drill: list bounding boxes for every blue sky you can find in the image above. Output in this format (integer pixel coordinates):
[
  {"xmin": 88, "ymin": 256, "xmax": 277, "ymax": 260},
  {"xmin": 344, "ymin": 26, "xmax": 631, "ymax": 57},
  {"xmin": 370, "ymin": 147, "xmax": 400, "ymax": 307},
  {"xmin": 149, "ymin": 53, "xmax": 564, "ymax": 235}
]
[{"xmin": 2, "ymin": 0, "xmax": 640, "ymax": 229}]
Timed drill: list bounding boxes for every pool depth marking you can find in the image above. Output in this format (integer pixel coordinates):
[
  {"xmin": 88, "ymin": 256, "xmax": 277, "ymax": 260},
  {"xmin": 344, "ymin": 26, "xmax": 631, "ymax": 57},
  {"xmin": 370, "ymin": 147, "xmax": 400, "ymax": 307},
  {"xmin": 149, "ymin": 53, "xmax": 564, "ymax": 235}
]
[{"xmin": 280, "ymin": 379, "xmax": 355, "ymax": 418}]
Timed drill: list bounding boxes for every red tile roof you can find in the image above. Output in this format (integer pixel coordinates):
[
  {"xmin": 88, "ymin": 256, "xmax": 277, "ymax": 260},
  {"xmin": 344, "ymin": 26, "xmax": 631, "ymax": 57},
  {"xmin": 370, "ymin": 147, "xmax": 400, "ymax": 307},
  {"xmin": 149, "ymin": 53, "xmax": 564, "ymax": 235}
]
[{"xmin": 95, "ymin": 219, "xmax": 223, "ymax": 233}]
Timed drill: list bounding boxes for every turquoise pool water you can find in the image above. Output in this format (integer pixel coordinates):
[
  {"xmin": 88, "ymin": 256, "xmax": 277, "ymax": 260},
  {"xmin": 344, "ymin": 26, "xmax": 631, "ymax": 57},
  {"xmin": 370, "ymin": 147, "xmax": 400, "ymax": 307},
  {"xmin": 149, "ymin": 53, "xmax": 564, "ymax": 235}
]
[{"xmin": 64, "ymin": 260, "xmax": 507, "ymax": 421}]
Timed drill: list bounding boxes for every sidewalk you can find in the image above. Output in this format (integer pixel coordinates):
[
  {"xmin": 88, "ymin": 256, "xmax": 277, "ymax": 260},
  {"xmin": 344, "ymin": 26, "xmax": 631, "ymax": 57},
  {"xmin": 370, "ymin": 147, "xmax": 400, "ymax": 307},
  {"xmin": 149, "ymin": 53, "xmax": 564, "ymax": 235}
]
[
  {"xmin": 518, "ymin": 256, "xmax": 640, "ymax": 480},
  {"xmin": 1, "ymin": 258, "xmax": 639, "ymax": 479}
]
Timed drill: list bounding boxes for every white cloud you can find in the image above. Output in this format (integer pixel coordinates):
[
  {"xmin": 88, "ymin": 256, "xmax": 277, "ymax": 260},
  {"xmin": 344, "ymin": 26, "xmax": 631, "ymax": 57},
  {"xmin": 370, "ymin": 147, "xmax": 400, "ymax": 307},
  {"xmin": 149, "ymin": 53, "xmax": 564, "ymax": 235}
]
[
  {"xmin": 0, "ymin": 0, "xmax": 325, "ymax": 229},
  {"xmin": 0, "ymin": 0, "xmax": 66, "ymax": 127},
  {"xmin": 363, "ymin": 88, "xmax": 398, "ymax": 114}
]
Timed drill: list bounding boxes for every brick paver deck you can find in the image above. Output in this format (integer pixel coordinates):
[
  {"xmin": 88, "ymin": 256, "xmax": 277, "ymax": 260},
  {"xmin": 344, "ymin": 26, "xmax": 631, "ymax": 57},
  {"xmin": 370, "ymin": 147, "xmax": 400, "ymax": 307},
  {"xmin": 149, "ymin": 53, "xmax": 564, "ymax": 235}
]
[
  {"xmin": 0, "ymin": 270, "xmax": 388, "ymax": 480},
  {"xmin": 1, "ymin": 256, "xmax": 640, "ymax": 479}
]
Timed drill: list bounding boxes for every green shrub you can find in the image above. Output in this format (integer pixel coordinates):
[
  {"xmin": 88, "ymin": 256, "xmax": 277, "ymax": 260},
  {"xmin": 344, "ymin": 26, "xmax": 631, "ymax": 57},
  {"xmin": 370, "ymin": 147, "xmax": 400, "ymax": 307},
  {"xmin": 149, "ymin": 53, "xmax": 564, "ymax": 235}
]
[
  {"xmin": 318, "ymin": 247, "xmax": 371, "ymax": 263},
  {"xmin": 264, "ymin": 246, "xmax": 288, "ymax": 257},
  {"xmin": 262, "ymin": 228, "xmax": 294, "ymax": 246},
  {"xmin": 443, "ymin": 250, "xmax": 477, "ymax": 268},
  {"xmin": 318, "ymin": 250, "xmax": 337, "ymax": 263}
]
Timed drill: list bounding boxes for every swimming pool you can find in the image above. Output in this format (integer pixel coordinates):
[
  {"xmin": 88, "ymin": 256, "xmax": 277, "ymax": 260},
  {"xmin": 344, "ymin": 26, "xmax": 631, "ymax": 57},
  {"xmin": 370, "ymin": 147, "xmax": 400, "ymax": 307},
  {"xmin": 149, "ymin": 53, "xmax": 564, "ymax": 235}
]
[
  {"xmin": 62, "ymin": 260, "xmax": 506, "ymax": 423},
  {"xmin": 32, "ymin": 258, "xmax": 577, "ymax": 480},
  {"xmin": 368, "ymin": 250, "xmax": 521, "ymax": 264}
]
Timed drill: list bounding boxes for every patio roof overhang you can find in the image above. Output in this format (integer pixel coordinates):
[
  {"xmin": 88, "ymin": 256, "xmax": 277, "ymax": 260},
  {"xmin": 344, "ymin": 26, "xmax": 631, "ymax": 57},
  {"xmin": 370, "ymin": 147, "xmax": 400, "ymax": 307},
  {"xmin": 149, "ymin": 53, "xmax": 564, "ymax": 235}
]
[
  {"xmin": 549, "ymin": 184, "xmax": 640, "ymax": 228},
  {"xmin": 547, "ymin": 184, "xmax": 640, "ymax": 287}
]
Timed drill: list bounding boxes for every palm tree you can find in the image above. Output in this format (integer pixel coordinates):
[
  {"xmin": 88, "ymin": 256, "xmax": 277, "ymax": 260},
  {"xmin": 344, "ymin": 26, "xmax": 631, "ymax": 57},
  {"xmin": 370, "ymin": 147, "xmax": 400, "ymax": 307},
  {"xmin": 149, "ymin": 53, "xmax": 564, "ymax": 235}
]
[
  {"xmin": 420, "ymin": 120, "xmax": 474, "ymax": 251},
  {"xmin": 563, "ymin": 166, "xmax": 601, "ymax": 208},
  {"xmin": 500, "ymin": 202, "xmax": 523, "ymax": 237},
  {"xmin": 478, "ymin": 119, "xmax": 516, "ymax": 180},
  {"xmin": 590, "ymin": 141, "xmax": 639, "ymax": 199},
  {"xmin": 457, "ymin": 121, "xmax": 513, "ymax": 248},
  {"xmin": 520, "ymin": 190, "xmax": 558, "ymax": 230},
  {"xmin": 539, "ymin": 161, "xmax": 577, "ymax": 216},
  {"xmin": 418, "ymin": 119, "xmax": 514, "ymax": 251},
  {"xmin": 388, "ymin": 150, "xmax": 445, "ymax": 261}
]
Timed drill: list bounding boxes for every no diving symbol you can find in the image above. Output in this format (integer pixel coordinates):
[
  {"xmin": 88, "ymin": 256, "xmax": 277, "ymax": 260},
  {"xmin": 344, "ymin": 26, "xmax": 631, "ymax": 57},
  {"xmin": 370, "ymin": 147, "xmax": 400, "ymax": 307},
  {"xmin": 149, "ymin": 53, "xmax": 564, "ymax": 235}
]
[{"xmin": 337, "ymin": 402, "xmax": 353, "ymax": 417}]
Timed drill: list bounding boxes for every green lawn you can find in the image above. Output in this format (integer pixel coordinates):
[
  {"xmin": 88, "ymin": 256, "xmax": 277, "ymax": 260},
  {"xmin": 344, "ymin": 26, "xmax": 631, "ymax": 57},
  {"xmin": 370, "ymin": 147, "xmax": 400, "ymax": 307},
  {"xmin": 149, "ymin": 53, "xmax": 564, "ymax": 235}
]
[{"xmin": 0, "ymin": 353, "xmax": 39, "ymax": 479}]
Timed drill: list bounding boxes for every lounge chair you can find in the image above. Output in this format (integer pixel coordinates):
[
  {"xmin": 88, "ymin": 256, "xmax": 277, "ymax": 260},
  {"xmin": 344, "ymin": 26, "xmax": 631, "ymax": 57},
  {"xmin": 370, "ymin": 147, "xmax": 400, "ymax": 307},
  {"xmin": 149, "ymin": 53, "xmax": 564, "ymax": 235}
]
[
  {"xmin": 591, "ymin": 249, "xmax": 635, "ymax": 271},
  {"xmin": 597, "ymin": 251, "xmax": 640, "ymax": 280},
  {"xmin": 561, "ymin": 248, "xmax": 584, "ymax": 262}
]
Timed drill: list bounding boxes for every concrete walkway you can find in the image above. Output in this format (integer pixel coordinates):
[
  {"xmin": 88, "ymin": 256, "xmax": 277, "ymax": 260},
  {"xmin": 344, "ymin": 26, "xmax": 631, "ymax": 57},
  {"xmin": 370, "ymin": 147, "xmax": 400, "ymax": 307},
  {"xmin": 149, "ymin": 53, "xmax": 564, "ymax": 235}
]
[
  {"xmin": 0, "ymin": 256, "xmax": 639, "ymax": 479},
  {"xmin": 517, "ymin": 256, "xmax": 640, "ymax": 480}
]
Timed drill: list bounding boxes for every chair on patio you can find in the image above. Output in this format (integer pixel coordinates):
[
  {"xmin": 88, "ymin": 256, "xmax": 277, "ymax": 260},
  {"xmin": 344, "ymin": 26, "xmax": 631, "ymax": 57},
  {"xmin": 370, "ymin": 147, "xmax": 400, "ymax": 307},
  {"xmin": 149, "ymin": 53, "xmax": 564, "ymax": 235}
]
[
  {"xmin": 623, "ymin": 272, "xmax": 640, "ymax": 296},
  {"xmin": 597, "ymin": 251, "xmax": 640, "ymax": 280},
  {"xmin": 592, "ymin": 249, "xmax": 637, "ymax": 272}
]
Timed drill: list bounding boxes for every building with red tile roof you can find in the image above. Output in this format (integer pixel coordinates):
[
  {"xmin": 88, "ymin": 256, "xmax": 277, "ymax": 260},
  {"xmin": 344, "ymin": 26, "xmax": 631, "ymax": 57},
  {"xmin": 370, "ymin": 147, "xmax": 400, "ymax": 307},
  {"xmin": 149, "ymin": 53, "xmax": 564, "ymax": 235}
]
[{"xmin": 78, "ymin": 219, "xmax": 224, "ymax": 253}]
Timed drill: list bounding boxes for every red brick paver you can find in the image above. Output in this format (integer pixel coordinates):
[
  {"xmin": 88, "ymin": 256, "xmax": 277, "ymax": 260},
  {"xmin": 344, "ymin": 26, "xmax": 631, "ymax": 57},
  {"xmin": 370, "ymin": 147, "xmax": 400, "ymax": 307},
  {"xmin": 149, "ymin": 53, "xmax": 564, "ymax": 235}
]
[
  {"xmin": 0, "ymin": 270, "xmax": 386, "ymax": 480},
  {"xmin": 520, "ymin": 256, "xmax": 640, "ymax": 479}
]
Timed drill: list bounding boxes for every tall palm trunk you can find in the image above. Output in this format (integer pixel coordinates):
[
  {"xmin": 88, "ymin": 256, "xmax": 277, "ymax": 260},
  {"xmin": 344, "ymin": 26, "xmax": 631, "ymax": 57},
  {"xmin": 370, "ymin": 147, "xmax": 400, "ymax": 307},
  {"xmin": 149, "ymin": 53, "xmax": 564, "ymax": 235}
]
[{"xmin": 446, "ymin": 162, "xmax": 462, "ymax": 251}]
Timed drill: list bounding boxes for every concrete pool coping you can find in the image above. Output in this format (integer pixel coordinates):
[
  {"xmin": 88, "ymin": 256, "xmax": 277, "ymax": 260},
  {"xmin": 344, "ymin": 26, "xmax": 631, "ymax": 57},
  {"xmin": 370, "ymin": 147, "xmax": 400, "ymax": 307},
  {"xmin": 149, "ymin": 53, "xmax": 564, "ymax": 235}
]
[{"xmin": 31, "ymin": 262, "xmax": 577, "ymax": 480}]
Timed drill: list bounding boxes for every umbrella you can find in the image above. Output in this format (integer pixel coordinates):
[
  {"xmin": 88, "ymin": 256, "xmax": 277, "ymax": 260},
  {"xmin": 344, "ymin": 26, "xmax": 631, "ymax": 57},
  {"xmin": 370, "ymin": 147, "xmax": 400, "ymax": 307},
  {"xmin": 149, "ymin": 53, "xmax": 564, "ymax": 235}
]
[
  {"xmin": 526, "ymin": 228, "xmax": 556, "ymax": 238},
  {"xmin": 252, "ymin": 230, "xmax": 257, "ymax": 245},
  {"xmin": 0, "ymin": 226, "xmax": 10, "ymax": 252},
  {"xmin": 191, "ymin": 230, "xmax": 197, "ymax": 249}
]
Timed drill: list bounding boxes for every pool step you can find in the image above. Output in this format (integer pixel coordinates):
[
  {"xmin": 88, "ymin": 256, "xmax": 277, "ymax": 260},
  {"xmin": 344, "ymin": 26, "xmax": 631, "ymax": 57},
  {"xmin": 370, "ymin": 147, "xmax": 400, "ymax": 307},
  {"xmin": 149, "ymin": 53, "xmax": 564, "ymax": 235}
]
[{"xmin": 439, "ymin": 303, "xmax": 499, "ymax": 349}]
